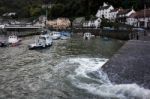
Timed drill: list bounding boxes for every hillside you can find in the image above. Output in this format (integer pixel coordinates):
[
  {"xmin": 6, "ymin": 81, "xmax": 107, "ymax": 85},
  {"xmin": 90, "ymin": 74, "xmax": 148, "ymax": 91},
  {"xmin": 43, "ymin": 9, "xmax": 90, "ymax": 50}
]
[{"xmin": 0, "ymin": 0, "xmax": 149, "ymax": 19}]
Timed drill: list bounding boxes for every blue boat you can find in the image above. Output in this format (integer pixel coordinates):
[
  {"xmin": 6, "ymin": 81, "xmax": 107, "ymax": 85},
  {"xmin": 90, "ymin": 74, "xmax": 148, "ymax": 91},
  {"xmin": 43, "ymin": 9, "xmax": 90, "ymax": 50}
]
[
  {"xmin": 102, "ymin": 37, "xmax": 110, "ymax": 41},
  {"xmin": 60, "ymin": 31, "xmax": 71, "ymax": 40},
  {"xmin": 60, "ymin": 31, "xmax": 71, "ymax": 37}
]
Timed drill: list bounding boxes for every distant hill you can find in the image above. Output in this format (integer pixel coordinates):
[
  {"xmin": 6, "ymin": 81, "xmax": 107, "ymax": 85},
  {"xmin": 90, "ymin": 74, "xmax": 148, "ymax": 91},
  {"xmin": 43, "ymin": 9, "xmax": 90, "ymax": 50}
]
[{"xmin": 0, "ymin": 0, "xmax": 149, "ymax": 19}]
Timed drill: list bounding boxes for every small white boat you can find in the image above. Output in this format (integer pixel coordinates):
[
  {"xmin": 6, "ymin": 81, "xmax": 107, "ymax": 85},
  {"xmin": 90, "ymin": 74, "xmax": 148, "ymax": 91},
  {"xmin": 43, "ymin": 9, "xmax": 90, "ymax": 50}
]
[
  {"xmin": 28, "ymin": 34, "xmax": 53, "ymax": 49},
  {"xmin": 83, "ymin": 32, "xmax": 92, "ymax": 40},
  {"xmin": 50, "ymin": 31, "xmax": 61, "ymax": 40},
  {"xmin": 8, "ymin": 35, "xmax": 21, "ymax": 46}
]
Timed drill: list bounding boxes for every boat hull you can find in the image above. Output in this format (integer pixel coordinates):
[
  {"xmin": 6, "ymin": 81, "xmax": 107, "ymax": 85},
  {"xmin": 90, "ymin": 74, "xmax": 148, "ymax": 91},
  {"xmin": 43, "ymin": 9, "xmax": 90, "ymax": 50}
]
[
  {"xmin": 28, "ymin": 44, "xmax": 52, "ymax": 50},
  {"xmin": 0, "ymin": 42, "xmax": 7, "ymax": 47},
  {"xmin": 9, "ymin": 40, "xmax": 22, "ymax": 47}
]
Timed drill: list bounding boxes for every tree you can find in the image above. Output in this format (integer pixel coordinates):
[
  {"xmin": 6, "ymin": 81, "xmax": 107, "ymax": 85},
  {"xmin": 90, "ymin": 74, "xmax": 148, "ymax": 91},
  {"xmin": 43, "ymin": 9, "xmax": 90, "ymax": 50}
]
[
  {"xmin": 0, "ymin": 0, "xmax": 150, "ymax": 18},
  {"xmin": 48, "ymin": 4, "xmax": 65, "ymax": 19}
]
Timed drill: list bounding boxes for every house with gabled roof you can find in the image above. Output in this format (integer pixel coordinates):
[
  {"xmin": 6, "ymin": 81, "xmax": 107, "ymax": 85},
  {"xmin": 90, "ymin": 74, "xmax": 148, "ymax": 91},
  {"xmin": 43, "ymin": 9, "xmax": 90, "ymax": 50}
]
[
  {"xmin": 96, "ymin": 2, "xmax": 114, "ymax": 19},
  {"xmin": 126, "ymin": 9, "xmax": 150, "ymax": 28},
  {"xmin": 72, "ymin": 17, "xmax": 85, "ymax": 28},
  {"xmin": 109, "ymin": 8, "xmax": 120, "ymax": 21},
  {"xmin": 117, "ymin": 8, "xmax": 136, "ymax": 23},
  {"xmin": 82, "ymin": 18, "xmax": 101, "ymax": 28},
  {"xmin": 126, "ymin": 13, "xmax": 138, "ymax": 27}
]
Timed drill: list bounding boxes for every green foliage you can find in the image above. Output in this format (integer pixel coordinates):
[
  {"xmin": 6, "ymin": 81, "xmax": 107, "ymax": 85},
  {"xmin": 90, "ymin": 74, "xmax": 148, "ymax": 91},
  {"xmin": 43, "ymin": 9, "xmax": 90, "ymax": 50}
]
[
  {"xmin": 48, "ymin": 4, "xmax": 65, "ymax": 19},
  {"xmin": 100, "ymin": 18, "xmax": 122, "ymax": 30},
  {"xmin": 0, "ymin": 0, "xmax": 149, "ymax": 18},
  {"xmin": 29, "ymin": 7, "xmax": 42, "ymax": 17}
]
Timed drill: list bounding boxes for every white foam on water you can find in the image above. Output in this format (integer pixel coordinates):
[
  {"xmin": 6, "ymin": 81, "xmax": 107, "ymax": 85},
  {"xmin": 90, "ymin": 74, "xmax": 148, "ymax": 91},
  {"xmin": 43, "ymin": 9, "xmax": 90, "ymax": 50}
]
[
  {"xmin": 66, "ymin": 58, "xmax": 150, "ymax": 99},
  {"xmin": 73, "ymin": 82, "xmax": 150, "ymax": 99},
  {"xmin": 67, "ymin": 58, "xmax": 108, "ymax": 78}
]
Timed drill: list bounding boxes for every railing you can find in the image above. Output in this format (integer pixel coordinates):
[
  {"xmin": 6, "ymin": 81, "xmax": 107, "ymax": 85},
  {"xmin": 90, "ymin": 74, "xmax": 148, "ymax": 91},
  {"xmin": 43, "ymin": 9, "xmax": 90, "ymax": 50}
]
[{"xmin": 4, "ymin": 24, "xmax": 42, "ymax": 29}]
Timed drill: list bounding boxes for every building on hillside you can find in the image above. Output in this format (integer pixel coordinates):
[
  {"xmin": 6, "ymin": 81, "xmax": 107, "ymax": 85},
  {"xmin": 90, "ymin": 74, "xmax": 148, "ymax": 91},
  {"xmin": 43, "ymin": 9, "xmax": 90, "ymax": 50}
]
[
  {"xmin": 83, "ymin": 20, "xmax": 95, "ymax": 28},
  {"xmin": 56, "ymin": 18, "xmax": 71, "ymax": 29},
  {"xmin": 126, "ymin": 9, "xmax": 150, "ymax": 28},
  {"xmin": 72, "ymin": 17, "xmax": 85, "ymax": 28},
  {"xmin": 47, "ymin": 20, "xmax": 57, "ymax": 28},
  {"xmin": 109, "ymin": 9, "xmax": 120, "ymax": 22},
  {"xmin": 47, "ymin": 18, "xmax": 71, "ymax": 29},
  {"xmin": 82, "ymin": 18, "xmax": 101, "ymax": 28},
  {"xmin": 126, "ymin": 13, "xmax": 138, "ymax": 27},
  {"xmin": 117, "ymin": 9, "xmax": 136, "ymax": 24},
  {"xmin": 3, "ymin": 12, "xmax": 16, "ymax": 17},
  {"xmin": 33, "ymin": 15, "xmax": 47, "ymax": 27},
  {"xmin": 39, "ymin": 15, "xmax": 47, "ymax": 23},
  {"xmin": 96, "ymin": 2, "xmax": 114, "ymax": 19},
  {"xmin": 136, "ymin": 9, "xmax": 150, "ymax": 28}
]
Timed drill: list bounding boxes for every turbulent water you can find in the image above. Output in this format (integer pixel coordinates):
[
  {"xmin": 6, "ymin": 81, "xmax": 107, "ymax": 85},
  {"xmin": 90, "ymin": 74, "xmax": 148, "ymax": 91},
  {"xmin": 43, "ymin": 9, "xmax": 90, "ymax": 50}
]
[
  {"xmin": 65, "ymin": 58, "xmax": 150, "ymax": 99},
  {"xmin": 0, "ymin": 35, "xmax": 150, "ymax": 99}
]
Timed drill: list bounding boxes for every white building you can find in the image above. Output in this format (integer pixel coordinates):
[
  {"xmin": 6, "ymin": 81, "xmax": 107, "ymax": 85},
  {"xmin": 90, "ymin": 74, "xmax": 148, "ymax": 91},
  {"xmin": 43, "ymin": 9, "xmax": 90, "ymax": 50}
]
[
  {"xmin": 47, "ymin": 18, "xmax": 71, "ymax": 29},
  {"xmin": 83, "ymin": 18, "xmax": 101, "ymax": 28},
  {"xmin": 109, "ymin": 9, "xmax": 120, "ymax": 21},
  {"xmin": 126, "ymin": 9, "xmax": 150, "ymax": 28},
  {"xmin": 3, "ymin": 12, "xmax": 16, "ymax": 17},
  {"xmin": 83, "ymin": 21, "xmax": 93, "ymax": 28},
  {"xmin": 117, "ymin": 9, "xmax": 136, "ymax": 23},
  {"xmin": 33, "ymin": 15, "xmax": 47, "ymax": 27},
  {"xmin": 96, "ymin": 2, "xmax": 114, "ymax": 19},
  {"xmin": 126, "ymin": 13, "xmax": 138, "ymax": 27}
]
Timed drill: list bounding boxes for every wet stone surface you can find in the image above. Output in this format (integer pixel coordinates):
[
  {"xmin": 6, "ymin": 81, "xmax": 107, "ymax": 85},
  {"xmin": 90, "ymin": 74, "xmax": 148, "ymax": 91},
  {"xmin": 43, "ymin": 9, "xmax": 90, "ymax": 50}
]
[{"xmin": 103, "ymin": 40, "xmax": 150, "ymax": 89}]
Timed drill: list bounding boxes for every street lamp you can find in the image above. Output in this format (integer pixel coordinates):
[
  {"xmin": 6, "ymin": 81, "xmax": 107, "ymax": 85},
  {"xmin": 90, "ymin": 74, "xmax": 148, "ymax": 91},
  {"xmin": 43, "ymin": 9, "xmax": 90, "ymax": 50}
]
[
  {"xmin": 144, "ymin": 4, "xmax": 146, "ymax": 28},
  {"xmin": 42, "ymin": 0, "xmax": 52, "ymax": 28}
]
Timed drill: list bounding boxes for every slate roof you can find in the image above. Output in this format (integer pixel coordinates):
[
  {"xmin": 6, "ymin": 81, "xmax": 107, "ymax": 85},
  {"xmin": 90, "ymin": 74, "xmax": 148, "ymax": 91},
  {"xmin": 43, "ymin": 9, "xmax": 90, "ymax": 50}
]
[
  {"xmin": 117, "ymin": 9, "xmax": 131, "ymax": 15},
  {"xmin": 128, "ymin": 9, "xmax": 150, "ymax": 18},
  {"xmin": 73, "ymin": 17, "xmax": 85, "ymax": 23},
  {"xmin": 128, "ymin": 13, "xmax": 137, "ymax": 18},
  {"xmin": 99, "ymin": 6, "xmax": 111, "ymax": 10},
  {"xmin": 110, "ymin": 9, "xmax": 119, "ymax": 13}
]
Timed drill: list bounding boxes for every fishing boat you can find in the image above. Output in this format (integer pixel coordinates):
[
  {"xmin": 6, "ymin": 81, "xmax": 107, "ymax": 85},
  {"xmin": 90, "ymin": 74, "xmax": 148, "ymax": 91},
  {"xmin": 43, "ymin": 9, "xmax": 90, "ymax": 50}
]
[
  {"xmin": 60, "ymin": 36, "xmax": 70, "ymax": 40},
  {"xmin": 102, "ymin": 37, "xmax": 110, "ymax": 41},
  {"xmin": 50, "ymin": 31, "xmax": 61, "ymax": 40},
  {"xmin": 8, "ymin": 35, "xmax": 21, "ymax": 46},
  {"xmin": 60, "ymin": 31, "xmax": 71, "ymax": 40},
  {"xmin": 83, "ymin": 32, "xmax": 92, "ymax": 40},
  {"xmin": 28, "ymin": 34, "xmax": 53, "ymax": 49}
]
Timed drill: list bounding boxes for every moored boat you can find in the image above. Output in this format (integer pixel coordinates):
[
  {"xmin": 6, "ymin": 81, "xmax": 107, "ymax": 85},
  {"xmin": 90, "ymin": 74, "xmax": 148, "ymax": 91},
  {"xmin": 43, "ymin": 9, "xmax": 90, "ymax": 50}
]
[
  {"xmin": 50, "ymin": 31, "xmax": 61, "ymax": 40},
  {"xmin": 60, "ymin": 36, "xmax": 70, "ymax": 40},
  {"xmin": 83, "ymin": 32, "xmax": 92, "ymax": 40},
  {"xmin": 60, "ymin": 31, "xmax": 71, "ymax": 40},
  {"xmin": 28, "ymin": 34, "xmax": 53, "ymax": 50},
  {"xmin": 8, "ymin": 35, "xmax": 21, "ymax": 46}
]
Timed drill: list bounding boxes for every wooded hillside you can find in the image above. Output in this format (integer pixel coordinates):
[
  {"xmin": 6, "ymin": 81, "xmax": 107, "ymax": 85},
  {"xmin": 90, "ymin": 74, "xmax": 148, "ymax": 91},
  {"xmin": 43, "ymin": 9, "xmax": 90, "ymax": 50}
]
[{"xmin": 0, "ymin": 0, "xmax": 149, "ymax": 19}]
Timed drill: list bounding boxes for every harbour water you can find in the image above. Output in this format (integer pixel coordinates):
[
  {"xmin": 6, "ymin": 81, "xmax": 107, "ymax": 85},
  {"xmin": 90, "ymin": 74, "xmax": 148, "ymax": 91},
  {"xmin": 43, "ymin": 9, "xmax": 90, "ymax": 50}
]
[{"xmin": 0, "ymin": 34, "xmax": 150, "ymax": 99}]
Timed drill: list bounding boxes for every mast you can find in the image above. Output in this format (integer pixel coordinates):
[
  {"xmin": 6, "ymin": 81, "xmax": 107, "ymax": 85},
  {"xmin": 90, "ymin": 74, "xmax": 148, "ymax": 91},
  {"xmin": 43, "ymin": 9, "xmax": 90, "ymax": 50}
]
[
  {"xmin": 144, "ymin": 4, "xmax": 146, "ymax": 28},
  {"xmin": 45, "ymin": 0, "xmax": 48, "ymax": 28}
]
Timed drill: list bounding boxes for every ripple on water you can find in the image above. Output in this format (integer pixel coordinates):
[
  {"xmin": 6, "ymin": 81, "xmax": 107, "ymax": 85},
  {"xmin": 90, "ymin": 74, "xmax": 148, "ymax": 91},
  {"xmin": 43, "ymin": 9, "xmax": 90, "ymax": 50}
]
[{"xmin": 65, "ymin": 58, "xmax": 150, "ymax": 99}]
